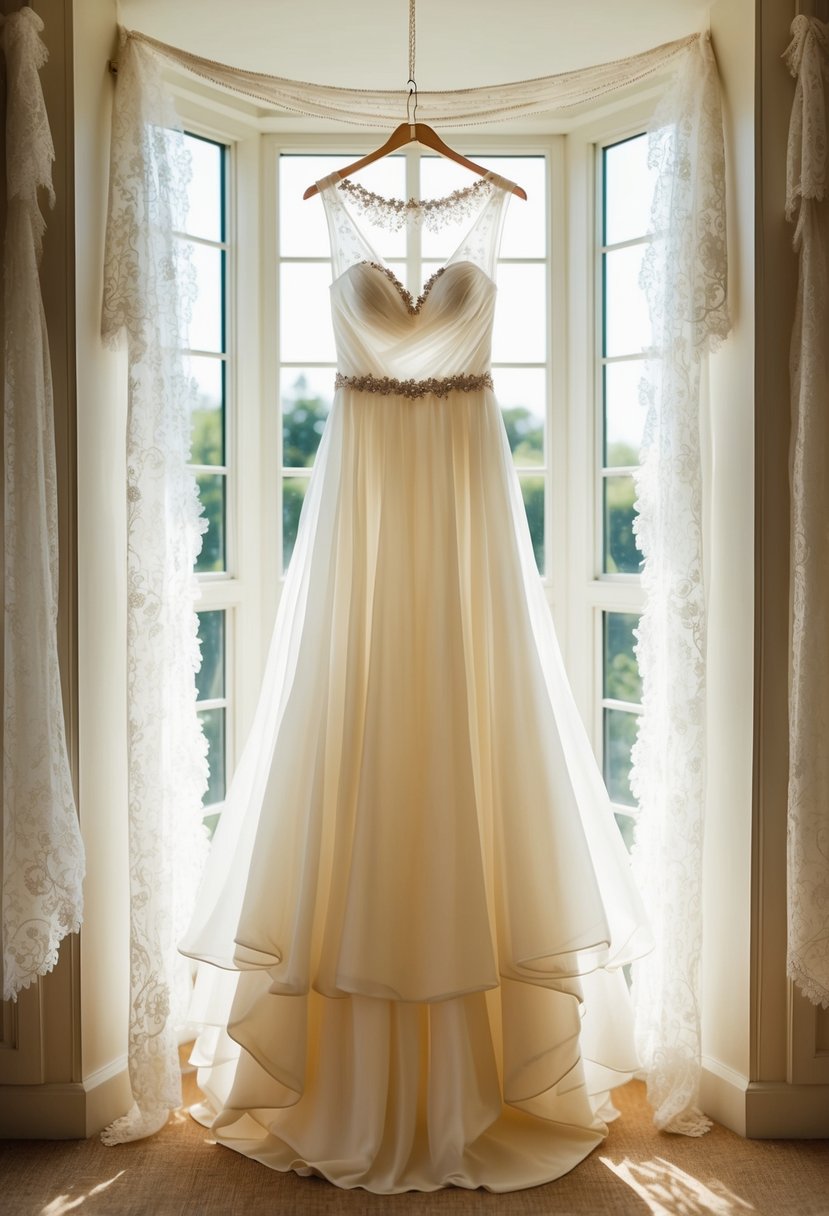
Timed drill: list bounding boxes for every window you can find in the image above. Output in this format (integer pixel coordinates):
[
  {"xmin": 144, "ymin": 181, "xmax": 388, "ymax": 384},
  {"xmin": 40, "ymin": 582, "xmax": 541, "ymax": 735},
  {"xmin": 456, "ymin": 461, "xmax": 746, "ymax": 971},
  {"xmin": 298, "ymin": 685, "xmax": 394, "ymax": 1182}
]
[
  {"xmin": 594, "ymin": 132, "xmax": 653, "ymax": 847},
  {"xmin": 181, "ymin": 131, "xmax": 233, "ymax": 834},
  {"xmin": 176, "ymin": 117, "xmax": 653, "ymax": 851}
]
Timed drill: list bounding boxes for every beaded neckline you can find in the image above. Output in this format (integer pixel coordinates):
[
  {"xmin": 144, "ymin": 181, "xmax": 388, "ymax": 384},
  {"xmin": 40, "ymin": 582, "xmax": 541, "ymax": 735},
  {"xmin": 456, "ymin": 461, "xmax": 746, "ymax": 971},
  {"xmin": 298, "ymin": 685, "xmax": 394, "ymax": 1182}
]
[
  {"xmin": 363, "ymin": 261, "xmax": 446, "ymax": 315},
  {"xmin": 338, "ymin": 174, "xmax": 495, "ymax": 233}
]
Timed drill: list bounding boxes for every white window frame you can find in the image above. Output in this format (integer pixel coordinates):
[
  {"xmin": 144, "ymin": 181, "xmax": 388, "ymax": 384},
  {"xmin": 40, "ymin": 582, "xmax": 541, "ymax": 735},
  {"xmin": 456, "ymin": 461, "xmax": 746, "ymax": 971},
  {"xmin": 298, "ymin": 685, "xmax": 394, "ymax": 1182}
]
[
  {"xmin": 263, "ymin": 133, "xmax": 562, "ymax": 596},
  {"xmin": 565, "ymin": 99, "xmax": 655, "ymax": 822},
  {"xmin": 175, "ymin": 98, "xmax": 268, "ymax": 808},
  {"xmin": 172, "ymin": 85, "xmax": 660, "ymax": 827}
]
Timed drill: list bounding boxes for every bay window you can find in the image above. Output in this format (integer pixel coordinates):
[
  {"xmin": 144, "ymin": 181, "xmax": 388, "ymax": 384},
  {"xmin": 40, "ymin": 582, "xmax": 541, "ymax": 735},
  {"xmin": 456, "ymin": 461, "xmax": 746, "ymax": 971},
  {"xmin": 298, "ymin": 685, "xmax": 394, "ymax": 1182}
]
[{"xmin": 182, "ymin": 114, "xmax": 654, "ymax": 849}]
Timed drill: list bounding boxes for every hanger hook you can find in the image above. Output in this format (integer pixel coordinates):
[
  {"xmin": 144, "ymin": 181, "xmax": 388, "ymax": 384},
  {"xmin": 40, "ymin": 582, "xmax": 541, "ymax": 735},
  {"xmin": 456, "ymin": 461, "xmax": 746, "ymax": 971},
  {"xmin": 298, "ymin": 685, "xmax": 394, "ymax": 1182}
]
[{"xmin": 406, "ymin": 77, "xmax": 418, "ymax": 138}]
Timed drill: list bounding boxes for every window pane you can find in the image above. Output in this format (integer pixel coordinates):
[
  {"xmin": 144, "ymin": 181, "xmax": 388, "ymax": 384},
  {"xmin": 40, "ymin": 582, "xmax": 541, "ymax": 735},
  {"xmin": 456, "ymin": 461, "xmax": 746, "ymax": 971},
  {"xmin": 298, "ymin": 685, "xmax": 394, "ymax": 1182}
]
[
  {"xmin": 281, "ymin": 369, "xmax": 333, "ymax": 468},
  {"xmin": 188, "ymin": 356, "xmax": 224, "ymax": 466},
  {"xmin": 479, "ymin": 156, "xmax": 547, "ymax": 259},
  {"xmin": 519, "ymin": 474, "xmax": 545, "ymax": 574},
  {"xmin": 603, "ymin": 611, "xmax": 642, "ymax": 704},
  {"xmin": 280, "ymin": 154, "xmax": 352, "ymax": 258},
  {"xmin": 186, "ymin": 243, "xmax": 224, "ymax": 353},
  {"xmin": 280, "ymin": 263, "xmax": 337, "ymax": 362},
  {"xmin": 604, "ymin": 135, "xmax": 654, "ymax": 246},
  {"xmin": 199, "ymin": 707, "xmax": 226, "ymax": 806},
  {"xmin": 497, "ymin": 368, "xmax": 545, "ymax": 468},
  {"xmin": 604, "ymin": 360, "xmax": 645, "ymax": 467},
  {"xmin": 283, "ymin": 476, "xmax": 309, "ymax": 570},
  {"xmin": 195, "ymin": 472, "xmax": 226, "ymax": 573},
  {"xmin": 196, "ymin": 610, "xmax": 225, "ymax": 701},
  {"xmin": 420, "ymin": 157, "xmax": 485, "ymax": 261},
  {"xmin": 338, "ymin": 158, "xmax": 408, "ymax": 262},
  {"xmin": 603, "ymin": 245, "xmax": 650, "ymax": 359},
  {"xmin": 603, "ymin": 474, "xmax": 640, "ymax": 574},
  {"xmin": 420, "ymin": 155, "xmax": 546, "ymax": 260},
  {"xmin": 604, "ymin": 708, "xmax": 639, "ymax": 808},
  {"xmin": 183, "ymin": 134, "xmax": 224, "ymax": 242},
  {"xmin": 280, "ymin": 154, "xmax": 407, "ymax": 261},
  {"xmin": 614, "ymin": 811, "xmax": 637, "ymax": 851},
  {"xmin": 492, "ymin": 263, "xmax": 547, "ymax": 362}
]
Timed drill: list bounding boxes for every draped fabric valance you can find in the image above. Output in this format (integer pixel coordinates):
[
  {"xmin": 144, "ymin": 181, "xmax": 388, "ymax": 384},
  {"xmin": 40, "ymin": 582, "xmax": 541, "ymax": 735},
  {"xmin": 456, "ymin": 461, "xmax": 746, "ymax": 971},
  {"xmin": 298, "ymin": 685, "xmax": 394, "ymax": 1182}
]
[
  {"xmin": 100, "ymin": 25, "xmax": 728, "ymax": 1142},
  {"xmin": 121, "ymin": 28, "xmax": 699, "ymax": 125}
]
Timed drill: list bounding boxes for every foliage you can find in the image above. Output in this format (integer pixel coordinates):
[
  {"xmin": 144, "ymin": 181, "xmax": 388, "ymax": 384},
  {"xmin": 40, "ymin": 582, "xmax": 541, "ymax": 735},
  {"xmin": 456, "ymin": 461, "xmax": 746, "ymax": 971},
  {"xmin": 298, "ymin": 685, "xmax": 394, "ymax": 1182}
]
[
  {"xmin": 191, "ymin": 399, "xmax": 224, "ymax": 573},
  {"xmin": 604, "ymin": 442, "xmax": 641, "ymax": 575},
  {"xmin": 283, "ymin": 375, "xmax": 329, "ymax": 468},
  {"xmin": 502, "ymin": 405, "xmax": 543, "ymax": 468}
]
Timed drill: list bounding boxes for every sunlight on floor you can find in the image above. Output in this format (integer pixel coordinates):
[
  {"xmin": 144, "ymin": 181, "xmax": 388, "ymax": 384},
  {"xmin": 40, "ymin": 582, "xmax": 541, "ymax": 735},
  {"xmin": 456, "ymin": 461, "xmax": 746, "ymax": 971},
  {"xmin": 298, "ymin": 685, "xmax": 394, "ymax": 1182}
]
[
  {"xmin": 600, "ymin": 1156, "xmax": 756, "ymax": 1215},
  {"xmin": 40, "ymin": 1171, "xmax": 126, "ymax": 1215}
]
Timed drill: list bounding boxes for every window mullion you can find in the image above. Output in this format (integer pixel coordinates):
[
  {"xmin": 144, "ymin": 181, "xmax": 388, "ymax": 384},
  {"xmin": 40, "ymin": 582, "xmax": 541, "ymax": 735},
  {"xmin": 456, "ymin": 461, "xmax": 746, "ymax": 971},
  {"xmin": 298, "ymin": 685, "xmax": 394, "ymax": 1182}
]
[{"xmin": 406, "ymin": 149, "xmax": 421, "ymax": 292}]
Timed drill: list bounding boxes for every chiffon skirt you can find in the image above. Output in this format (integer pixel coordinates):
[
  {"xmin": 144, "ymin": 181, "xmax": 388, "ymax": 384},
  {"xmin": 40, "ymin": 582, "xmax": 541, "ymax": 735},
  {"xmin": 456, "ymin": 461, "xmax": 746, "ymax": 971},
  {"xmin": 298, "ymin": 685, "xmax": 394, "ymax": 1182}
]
[{"xmin": 180, "ymin": 384, "xmax": 651, "ymax": 1193}]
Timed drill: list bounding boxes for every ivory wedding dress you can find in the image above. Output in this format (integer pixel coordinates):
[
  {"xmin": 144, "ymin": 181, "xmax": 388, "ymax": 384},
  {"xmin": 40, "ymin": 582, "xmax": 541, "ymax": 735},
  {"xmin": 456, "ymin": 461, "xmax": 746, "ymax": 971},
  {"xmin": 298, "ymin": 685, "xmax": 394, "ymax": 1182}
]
[{"xmin": 180, "ymin": 170, "xmax": 651, "ymax": 1193}]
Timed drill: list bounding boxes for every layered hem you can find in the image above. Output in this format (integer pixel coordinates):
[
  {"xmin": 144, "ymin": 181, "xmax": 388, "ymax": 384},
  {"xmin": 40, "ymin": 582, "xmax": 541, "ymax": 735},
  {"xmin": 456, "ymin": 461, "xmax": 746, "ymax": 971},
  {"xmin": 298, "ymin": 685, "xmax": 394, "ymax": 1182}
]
[
  {"xmin": 180, "ymin": 381, "xmax": 651, "ymax": 1192},
  {"xmin": 186, "ymin": 967, "xmax": 638, "ymax": 1194}
]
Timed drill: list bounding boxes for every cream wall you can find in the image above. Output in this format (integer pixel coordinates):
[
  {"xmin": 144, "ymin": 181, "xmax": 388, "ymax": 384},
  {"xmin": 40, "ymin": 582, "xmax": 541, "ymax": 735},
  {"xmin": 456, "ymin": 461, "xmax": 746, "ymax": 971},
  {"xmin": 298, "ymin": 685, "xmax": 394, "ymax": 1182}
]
[
  {"xmin": 118, "ymin": 0, "xmax": 711, "ymax": 88},
  {"xmin": 72, "ymin": 0, "xmax": 129, "ymax": 1093},
  {"xmin": 700, "ymin": 0, "xmax": 829, "ymax": 1136}
]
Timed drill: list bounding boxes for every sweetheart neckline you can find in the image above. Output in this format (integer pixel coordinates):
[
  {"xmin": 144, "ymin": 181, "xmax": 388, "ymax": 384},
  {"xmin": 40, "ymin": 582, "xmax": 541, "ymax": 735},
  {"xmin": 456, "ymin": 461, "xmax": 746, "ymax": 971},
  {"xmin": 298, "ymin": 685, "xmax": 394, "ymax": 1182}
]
[{"xmin": 330, "ymin": 258, "xmax": 497, "ymax": 309}]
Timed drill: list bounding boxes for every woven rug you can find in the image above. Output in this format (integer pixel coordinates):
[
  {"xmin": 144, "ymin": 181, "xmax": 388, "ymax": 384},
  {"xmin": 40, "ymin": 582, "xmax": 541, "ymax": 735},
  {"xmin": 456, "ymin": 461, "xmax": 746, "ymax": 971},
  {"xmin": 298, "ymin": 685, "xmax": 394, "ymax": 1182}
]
[{"xmin": 1, "ymin": 1079, "xmax": 828, "ymax": 1215}]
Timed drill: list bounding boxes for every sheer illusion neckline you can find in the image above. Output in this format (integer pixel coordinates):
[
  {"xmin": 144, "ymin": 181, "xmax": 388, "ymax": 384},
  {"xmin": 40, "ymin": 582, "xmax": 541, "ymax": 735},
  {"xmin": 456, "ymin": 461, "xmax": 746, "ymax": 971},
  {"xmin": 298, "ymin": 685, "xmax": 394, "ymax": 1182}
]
[
  {"xmin": 337, "ymin": 174, "xmax": 496, "ymax": 233},
  {"xmin": 322, "ymin": 170, "xmax": 505, "ymax": 299}
]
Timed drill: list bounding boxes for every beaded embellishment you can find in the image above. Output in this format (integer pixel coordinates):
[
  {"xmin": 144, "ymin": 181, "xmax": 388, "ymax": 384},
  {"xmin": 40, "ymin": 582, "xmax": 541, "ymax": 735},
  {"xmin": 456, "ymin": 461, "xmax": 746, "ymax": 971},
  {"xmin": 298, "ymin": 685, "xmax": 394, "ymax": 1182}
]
[
  {"xmin": 365, "ymin": 262, "xmax": 446, "ymax": 315},
  {"xmin": 335, "ymin": 372, "xmax": 494, "ymax": 400},
  {"xmin": 338, "ymin": 175, "xmax": 494, "ymax": 233}
]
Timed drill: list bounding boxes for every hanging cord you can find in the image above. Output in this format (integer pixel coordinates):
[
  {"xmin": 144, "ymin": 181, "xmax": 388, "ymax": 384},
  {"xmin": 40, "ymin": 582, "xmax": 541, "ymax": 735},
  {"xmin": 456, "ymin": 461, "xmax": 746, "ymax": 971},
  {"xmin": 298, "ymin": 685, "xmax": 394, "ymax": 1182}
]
[{"xmin": 407, "ymin": 0, "xmax": 417, "ymax": 136}]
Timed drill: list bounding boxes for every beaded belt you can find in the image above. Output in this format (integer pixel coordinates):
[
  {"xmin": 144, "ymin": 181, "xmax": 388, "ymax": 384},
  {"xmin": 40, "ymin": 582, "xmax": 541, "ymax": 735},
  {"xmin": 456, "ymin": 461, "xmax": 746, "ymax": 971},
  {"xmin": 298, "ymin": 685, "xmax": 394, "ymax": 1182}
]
[{"xmin": 334, "ymin": 372, "xmax": 493, "ymax": 400}]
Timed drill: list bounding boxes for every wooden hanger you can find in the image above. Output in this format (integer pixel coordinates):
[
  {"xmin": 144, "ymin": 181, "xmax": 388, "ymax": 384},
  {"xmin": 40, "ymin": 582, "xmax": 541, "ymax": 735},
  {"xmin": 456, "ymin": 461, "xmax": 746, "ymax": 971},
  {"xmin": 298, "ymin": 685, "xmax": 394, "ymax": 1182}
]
[{"xmin": 303, "ymin": 83, "xmax": 527, "ymax": 201}]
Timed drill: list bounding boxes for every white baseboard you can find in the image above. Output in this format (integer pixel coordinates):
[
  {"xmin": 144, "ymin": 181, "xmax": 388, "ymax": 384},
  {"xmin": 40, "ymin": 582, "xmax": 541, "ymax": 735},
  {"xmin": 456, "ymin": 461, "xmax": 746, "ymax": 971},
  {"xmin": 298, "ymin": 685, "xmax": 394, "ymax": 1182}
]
[
  {"xmin": 702, "ymin": 1055, "xmax": 829, "ymax": 1138},
  {"xmin": 744, "ymin": 1080, "xmax": 829, "ymax": 1138},
  {"xmin": 0, "ymin": 1056, "xmax": 131, "ymax": 1139},
  {"xmin": 701, "ymin": 1055, "xmax": 749, "ymax": 1135}
]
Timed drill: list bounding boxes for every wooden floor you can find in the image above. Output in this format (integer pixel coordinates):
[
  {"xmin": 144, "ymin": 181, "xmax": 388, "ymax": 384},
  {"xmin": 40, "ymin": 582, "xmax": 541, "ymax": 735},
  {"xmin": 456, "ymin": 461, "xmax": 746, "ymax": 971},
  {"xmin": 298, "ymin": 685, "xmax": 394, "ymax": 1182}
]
[{"xmin": 1, "ymin": 1080, "xmax": 828, "ymax": 1215}]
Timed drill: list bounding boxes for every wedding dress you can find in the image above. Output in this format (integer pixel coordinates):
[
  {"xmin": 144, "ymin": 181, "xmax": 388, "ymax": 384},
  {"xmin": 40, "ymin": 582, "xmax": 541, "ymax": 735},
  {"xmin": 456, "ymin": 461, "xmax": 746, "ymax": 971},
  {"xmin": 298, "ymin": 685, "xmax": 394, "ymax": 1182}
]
[{"xmin": 180, "ymin": 169, "xmax": 651, "ymax": 1193}]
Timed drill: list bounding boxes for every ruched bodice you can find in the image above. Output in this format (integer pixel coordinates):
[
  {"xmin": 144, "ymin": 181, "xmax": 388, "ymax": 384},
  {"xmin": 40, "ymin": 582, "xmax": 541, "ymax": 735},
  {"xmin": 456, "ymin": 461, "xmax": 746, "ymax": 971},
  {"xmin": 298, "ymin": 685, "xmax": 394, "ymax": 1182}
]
[{"xmin": 332, "ymin": 259, "xmax": 497, "ymax": 381}]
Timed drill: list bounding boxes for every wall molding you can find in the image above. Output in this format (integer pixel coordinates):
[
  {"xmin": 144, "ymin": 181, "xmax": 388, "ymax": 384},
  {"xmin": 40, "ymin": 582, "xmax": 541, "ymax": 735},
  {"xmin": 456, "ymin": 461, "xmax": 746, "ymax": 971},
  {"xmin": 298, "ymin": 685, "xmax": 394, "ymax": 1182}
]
[
  {"xmin": 702, "ymin": 1056, "xmax": 829, "ymax": 1139},
  {"xmin": 745, "ymin": 1080, "xmax": 829, "ymax": 1139},
  {"xmin": 0, "ymin": 1057, "xmax": 130, "ymax": 1139},
  {"xmin": 701, "ymin": 1056, "xmax": 750, "ymax": 1136}
]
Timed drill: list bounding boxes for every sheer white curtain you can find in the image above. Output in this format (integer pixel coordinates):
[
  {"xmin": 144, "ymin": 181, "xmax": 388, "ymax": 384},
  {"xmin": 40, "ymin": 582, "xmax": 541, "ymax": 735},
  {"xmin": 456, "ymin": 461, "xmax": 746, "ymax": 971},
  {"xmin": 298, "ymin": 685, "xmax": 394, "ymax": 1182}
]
[
  {"xmin": 630, "ymin": 34, "xmax": 730, "ymax": 1134},
  {"xmin": 785, "ymin": 15, "xmax": 829, "ymax": 1011},
  {"xmin": 100, "ymin": 32, "xmax": 209, "ymax": 1143},
  {"xmin": 102, "ymin": 25, "xmax": 728, "ymax": 1140},
  {"xmin": 1, "ymin": 6, "xmax": 84, "ymax": 1001}
]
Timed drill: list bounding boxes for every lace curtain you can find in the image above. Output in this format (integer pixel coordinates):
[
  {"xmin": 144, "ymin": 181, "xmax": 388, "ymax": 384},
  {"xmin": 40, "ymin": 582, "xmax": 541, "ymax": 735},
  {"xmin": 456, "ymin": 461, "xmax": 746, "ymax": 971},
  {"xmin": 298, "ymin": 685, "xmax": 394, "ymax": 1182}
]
[
  {"xmin": 630, "ymin": 34, "xmax": 730, "ymax": 1134},
  {"xmin": 1, "ymin": 7, "xmax": 84, "ymax": 1001},
  {"xmin": 785, "ymin": 15, "xmax": 829, "ymax": 1011},
  {"xmin": 100, "ymin": 33, "xmax": 209, "ymax": 1142},
  {"xmin": 102, "ymin": 25, "xmax": 728, "ymax": 1139}
]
